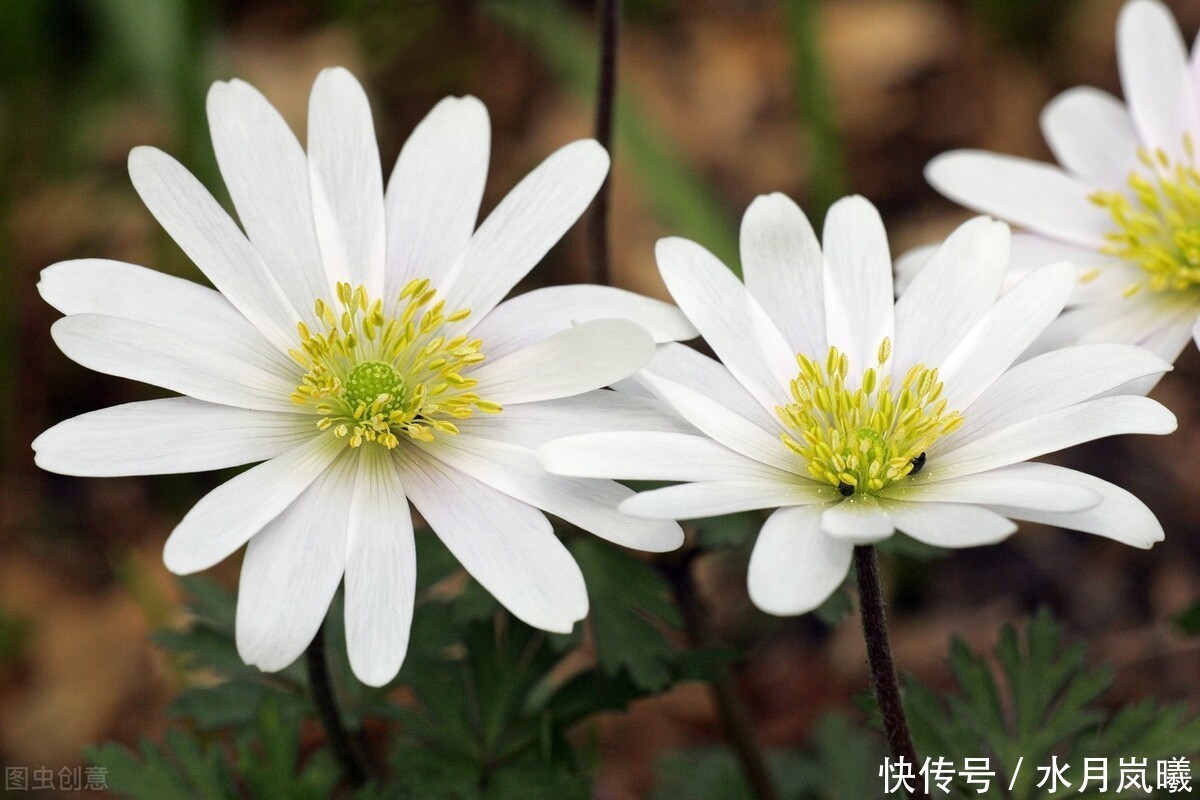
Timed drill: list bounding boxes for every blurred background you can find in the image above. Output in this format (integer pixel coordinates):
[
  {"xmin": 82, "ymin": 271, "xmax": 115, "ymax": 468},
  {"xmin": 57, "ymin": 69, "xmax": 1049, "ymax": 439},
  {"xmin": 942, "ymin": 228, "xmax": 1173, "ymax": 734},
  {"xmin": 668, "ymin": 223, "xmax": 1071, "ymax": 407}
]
[{"xmin": 2, "ymin": 0, "xmax": 1200, "ymax": 797}]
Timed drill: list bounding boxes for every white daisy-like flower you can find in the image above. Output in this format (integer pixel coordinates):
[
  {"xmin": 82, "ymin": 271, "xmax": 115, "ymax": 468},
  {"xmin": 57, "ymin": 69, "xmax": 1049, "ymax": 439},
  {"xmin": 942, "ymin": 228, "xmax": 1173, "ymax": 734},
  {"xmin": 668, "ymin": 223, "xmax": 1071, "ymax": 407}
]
[
  {"xmin": 911, "ymin": 0, "xmax": 1200, "ymax": 370},
  {"xmin": 33, "ymin": 68, "xmax": 694, "ymax": 685},
  {"xmin": 539, "ymin": 193, "xmax": 1176, "ymax": 615}
]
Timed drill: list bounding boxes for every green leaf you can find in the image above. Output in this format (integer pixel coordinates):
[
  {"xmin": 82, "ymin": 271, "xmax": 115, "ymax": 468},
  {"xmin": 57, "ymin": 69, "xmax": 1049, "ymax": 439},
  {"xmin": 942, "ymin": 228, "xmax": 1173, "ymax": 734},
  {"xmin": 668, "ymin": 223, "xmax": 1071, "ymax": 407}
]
[
  {"xmin": 1172, "ymin": 599, "xmax": 1200, "ymax": 637},
  {"xmin": 570, "ymin": 538, "xmax": 681, "ymax": 691},
  {"xmin": 86, "ymin": 731, "xmax": 236, "ymax": 800}
]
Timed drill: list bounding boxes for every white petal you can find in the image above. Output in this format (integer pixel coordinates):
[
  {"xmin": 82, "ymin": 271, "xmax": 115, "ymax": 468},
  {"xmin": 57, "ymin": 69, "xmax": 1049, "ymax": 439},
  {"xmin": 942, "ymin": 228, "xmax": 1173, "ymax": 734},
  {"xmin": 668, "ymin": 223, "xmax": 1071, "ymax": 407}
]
[
  {"xmin": 235, "ymin": 454, "xmax": 352, "ymax": 673},
  {"xmin": 881, "ymin": 501, "xmax": 1015, "ymax": 548},
  {"xmin": 821, "ymin": 196, "xmax": 895, "ymax": 385},
  {"xmin": 656, "ymin": 236, "xmax": 795, "ymax": 410},
  {"xmin": 471, "ymin": 318, "xmax": 654, "ymax": 405},
  {"xmin": 983, "ymin": 463, "xmax": 1164, "ymax": 548},
  {"xmin": 385, "ymin": 96, "xmax": 490, "ymax": 298},
  {"xmin": 1041, "ymin": 87, "xmax": 1141, "ymax": 186},
  {"xmin": 457, "ymin": 389, "xmax": 695, "ymax": 447},
  {"xmin": 307, "ymin": 67, "xmax": 386, "ymax": 296},
  {"xmin": 938, "ymin": 261, "xmax": 1077, "ymax": 410},
  {"xmin": 893, "ymin": 241, "xmax": 936, "ymax": 295},
  {"xmin": 344, "ymin": 448, "xmax": 417, "ymax": 687},
  {"xmin": 893, "ymin": 217, "xmax": 1009, "ymax": 373},
  {"xmin": 469, "ymin": 284, "xmax": 697, "ymax": 360},
  {"xmin": 33, "ymin": 398, "xmax": 313, "ymax": 476},
  {"xmin": 747, "ymin": 506, "xmax": 851, "ymax": 615},
  {"xmin": 621, "ymin": 479, "xmax": 835, "ymax": 519},
  {"xmin": 819, "ymin": 496, "xmax": 893, "ymax": 544},
  {"xmin": 441, "ymin": 139, "xmax": 609, "ymax": 319},
  {"xmin": 423, "ymin": 436, "xmax": 683, "ymax": 552},
  {"xmin": 935, "ymin": 343, "xmax": 1172, "ymax": 454},
  {"xmin": 51, "ymin": 314, "xmax": 300, "ymax": 413},
  {"xmin": 163, "ymin": 435, "xmax": 341, "ymax": 574},
  {"xmin": 538, "ymin": 432, "xmax": 792, "ymax": 482},
  {"xmin": 926, "ymin": 151, "xmax": 1111, "ymax": 246},
  {"xmin": 38, "ymin": 258, "xmax": 292, "ymax": 373},
  {"xmin": 740, "ymin": 193, "xmax": 825, "ymax": 357},
  {"xmin": 930, "ymin": 395, "xmax": 1176, "ymax": 480},
  {"xmin": 881, "ymin": 464, "xmax": 1100, "ymax": 513},
  {"xmin": 127, "ymin": 146, "xmax": 299, "ymax": 352},
  {"xmin": 1032, "ymin": 292, "xmax": 1194, "ymax": 361},
  {"xmin": 637, "ymin": 371, "xmax": 794, "ymax": 473},
  {"xmin": 207, "ymin": 79, "xmax": 329, "ymax": 318},
  {"xmin": 398, "ymin": 446, "xmax": 588, "ymax": 632},
  {"xmin": 1117, "ymin": 0, "xmax": 1199, "ymax": 156},
  {"xmin": 632, "ymin": 342, "xmax": 780, "ymax": 432}
]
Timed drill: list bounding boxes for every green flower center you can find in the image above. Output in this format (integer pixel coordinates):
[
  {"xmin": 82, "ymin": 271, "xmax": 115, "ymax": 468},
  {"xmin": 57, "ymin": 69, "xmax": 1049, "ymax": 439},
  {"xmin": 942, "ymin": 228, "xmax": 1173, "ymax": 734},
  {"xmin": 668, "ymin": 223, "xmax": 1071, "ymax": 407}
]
[
  {"xmin": 776, "ymin": 338, "xmax": 963, "ymax": 496},
  {"xmin": 289, "ymin": 278, "xmax": 502, "ymax": 450},
  {"xmin": 1091, "ymin": 134, "xmax": 1200, "ymax": 297}
]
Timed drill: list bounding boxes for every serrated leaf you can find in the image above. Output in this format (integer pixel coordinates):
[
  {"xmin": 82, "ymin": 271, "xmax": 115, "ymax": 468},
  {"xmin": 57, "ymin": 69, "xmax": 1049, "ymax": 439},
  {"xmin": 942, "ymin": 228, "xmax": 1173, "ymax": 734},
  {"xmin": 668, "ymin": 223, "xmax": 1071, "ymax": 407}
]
[{"xmin": 86, "ymin": 731, "xmax": 235, "ymax": 800}]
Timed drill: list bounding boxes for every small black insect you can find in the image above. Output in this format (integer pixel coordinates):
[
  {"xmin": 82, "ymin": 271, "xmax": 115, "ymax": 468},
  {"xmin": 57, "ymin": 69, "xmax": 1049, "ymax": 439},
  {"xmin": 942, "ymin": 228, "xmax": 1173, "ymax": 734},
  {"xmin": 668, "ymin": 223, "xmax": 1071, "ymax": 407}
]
[
  {"xmin": 837, "ymin": 481, "xmax": 855, "ymax": 497},
  {"xmin": 909, "ymin": 452, "xmax": 927, "ymax": 475}
]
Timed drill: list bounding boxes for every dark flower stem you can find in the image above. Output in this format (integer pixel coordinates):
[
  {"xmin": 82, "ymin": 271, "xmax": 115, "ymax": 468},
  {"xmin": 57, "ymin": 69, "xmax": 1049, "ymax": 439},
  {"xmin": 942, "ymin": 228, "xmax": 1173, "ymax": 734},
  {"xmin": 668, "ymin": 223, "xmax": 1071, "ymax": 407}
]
[
  {"xmin": 588, "ymin": 0, "xmax": 621, "ymax": 286},
  {"xmin": 854, "ymin": 545, "xmax": 930, "ymax": 800},
  {"xmin": 305, "ymin": 622, "xmax": 368, "ymax": 789}
]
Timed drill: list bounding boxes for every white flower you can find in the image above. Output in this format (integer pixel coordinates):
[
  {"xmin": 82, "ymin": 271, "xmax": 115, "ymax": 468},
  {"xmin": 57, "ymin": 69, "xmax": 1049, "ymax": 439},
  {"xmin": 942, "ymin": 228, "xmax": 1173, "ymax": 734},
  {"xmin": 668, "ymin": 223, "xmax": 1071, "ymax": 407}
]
[
  {"xmin": 33, "ymin": 68, "xmax": 694, "ymax": 686},
  {"xmin": 913, "ymin": 0, "xmax": 1200, "ymax": 371},
  {"xmin": 539, "ymin": 193, "xmax": 1175, "ymax": 615}
]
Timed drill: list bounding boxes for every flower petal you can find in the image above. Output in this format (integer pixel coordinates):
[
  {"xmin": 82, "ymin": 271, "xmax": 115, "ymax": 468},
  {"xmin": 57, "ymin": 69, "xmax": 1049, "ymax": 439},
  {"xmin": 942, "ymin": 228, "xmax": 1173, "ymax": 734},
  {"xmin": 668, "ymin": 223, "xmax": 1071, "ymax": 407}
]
[
  {"xmin": 38, "ymin": 258, "xmax": 292, "ymax": 373},
  {"xmin": 821, "ymin": 196, "xmax": 895, "ymax": 385},
  {"xmin": 398, "ymin": 446, "xmax": 588, "ymax": 632},
  {"xmin": 1117, "ymin": 0, "xmax": 1199, "ymax": 156},
  {"xmin": 747, "ymin": 505, "xmax": 851, "ymax": 615},
  {"xmin": 471, "ymin": 318, "xmax": 655, "ymax": 405},
  {"xmin": 385, "ymin": 95, "xmax": 490, "ymax": 298},
  {"xmin": 1040, "ymin": 87, "xmax": 1141, "ymax": 186},
  {"xmin": 621, "ymin": 480, "xmax": 835, "ymax": 519},
  {"xmin": 457, "ymin": 389, "xmax": 695, "ymax": 447},
  {"xmin": 51, "ymin": 314, "xmax": 300, "ymax": 413},
  {"xmin": 819, "ymin": 496, "xmax": 893, "ymax": 544},
  {"xmin": 469, "ymin": 284, "xmax": 697, "ymax": 360},
  {"xmin": 881, "ymin": 463, "xmax": 1100, "ymax": 513},
  {"xmin": 207, "ymin": 79, "xmax": 330, "ymax": 319},
  {"xmin": 935, "ymin": 343, "xmax": 1172, "ymax": 454},
  {"xmin": 881, "ymin": 501, "xmax": 1016, "ymax": 548},
  {"xmin": 344, "ymin": 448, "xmax": 417, "ymax": 687},
  {"xmin": 938, "ymin": 261, "xmax": 1077, "ymax": 410},
  {"xmin": 983, "ymin": 463, "xmax": 1164, "ymax": 548},
  {"xmin": 656, "ymin": 236, "xmax": 795, "ymax": 411},
  {"xmin": 235, "ymin": 454, "xmax": 352, "ymax": 673},
  {"xmin": 930, "ymin": 395, "xmax": 1176, "ymax": 480},
  {"xmin": 163, "ymin": 434, "xmax": 342, "ymax": 574},
  {"xmin": 307, "ymin": 67, "xmax": 386, "ymax": 296},
  {"xmin": 637, "ymin": 371, "xmax": 794, "ymax": 473},
  {"xmin": 893, "ymin": 217, "xmax": 1009, "ymax": 373},
  {"xmin": 926, "ymin": 151, "xmax": 1111, "ymax": 246},
  {"xmin": 740, "ymin": 192, "xmax": 825, "ymax": 357},
  {"xmin": 423, "ymin": 436, "xmax": 683, "ymax": 552},
  {"xmin": 441, "ymin": 139, "xmax": 609, "ymax": 319},
  {"xmin": 33, "ymin": 398, "xmax": 313, "ymax": 476},
  {"xmin": 538, "ymin": 432, "xmax": 792, "ymax": 482},
  {"xmin": 128, "ymin": 146, "xmax": 300, "ymax": 351}
]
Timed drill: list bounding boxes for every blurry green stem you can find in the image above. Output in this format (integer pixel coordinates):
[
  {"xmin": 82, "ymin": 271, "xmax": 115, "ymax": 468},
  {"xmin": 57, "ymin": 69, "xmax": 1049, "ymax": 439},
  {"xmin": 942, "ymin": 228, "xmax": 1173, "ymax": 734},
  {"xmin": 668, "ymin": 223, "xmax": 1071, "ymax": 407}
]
[
  {"xmin": 588, "ymin": 0, "xmax": 620, "ymax": 286},
  {"xmin": 663, "ymin": 551, "xmax": 783, "ymax": 800},
  {"xmin": 855, "ymin": 546, "xmax": 929, "ymax": 800},
  {"xmin": 306, "ymin": 623, "xmax": 368, "ymax": 789},
  {"xmin": 783, "ymin": 0, "xmax": 846, "ymax": 223}
]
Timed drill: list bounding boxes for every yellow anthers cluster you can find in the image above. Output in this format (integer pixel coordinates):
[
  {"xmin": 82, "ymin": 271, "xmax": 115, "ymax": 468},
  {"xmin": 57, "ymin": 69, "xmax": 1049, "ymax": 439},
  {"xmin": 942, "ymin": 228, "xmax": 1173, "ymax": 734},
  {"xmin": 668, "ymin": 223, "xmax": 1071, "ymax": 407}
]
[
  {"xmin": 289, "ymin": 278, "xmax": 501, "ymax": 449},
  {"xmin": 776, "ymin": 338, "xmax": 963, "ymax": 496},
  {"xmin": 1091, "ymin": 135, "xmax": 1200, "ymax": 297}
]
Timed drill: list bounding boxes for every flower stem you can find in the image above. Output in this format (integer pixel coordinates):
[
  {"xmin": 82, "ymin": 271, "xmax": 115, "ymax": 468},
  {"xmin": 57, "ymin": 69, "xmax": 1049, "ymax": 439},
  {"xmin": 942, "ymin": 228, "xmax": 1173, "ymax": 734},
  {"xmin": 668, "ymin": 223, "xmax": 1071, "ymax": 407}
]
[
  {"xmin": 305, "ymin": 622, "xmax": 368, "ymax": 789},
  {"xmin": 854, "ymin": 545, "xmax": 929, "ymax": 800},
  {"xmin": 663, "ymin": 552, "xmax": 783, "ymax": 800},
  {"xmin": 588, "ymin": 0, "xmax": 621, "ymax": 286}
]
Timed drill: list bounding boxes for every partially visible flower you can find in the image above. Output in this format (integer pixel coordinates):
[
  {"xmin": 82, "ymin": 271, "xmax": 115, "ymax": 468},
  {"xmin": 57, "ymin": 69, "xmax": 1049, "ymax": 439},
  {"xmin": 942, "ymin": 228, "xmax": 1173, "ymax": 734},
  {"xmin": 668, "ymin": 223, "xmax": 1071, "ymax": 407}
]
[
  {"xmin": 540, "ymin": 193, "xmax": 1174, "ymax": 615},
  {"xmin": 34, "ymin": 68, "xmax": 694, "ymax": 685},
  {"xmin": 911, "ymin": 0, "xmax": 1200, "ymax": 372}
]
